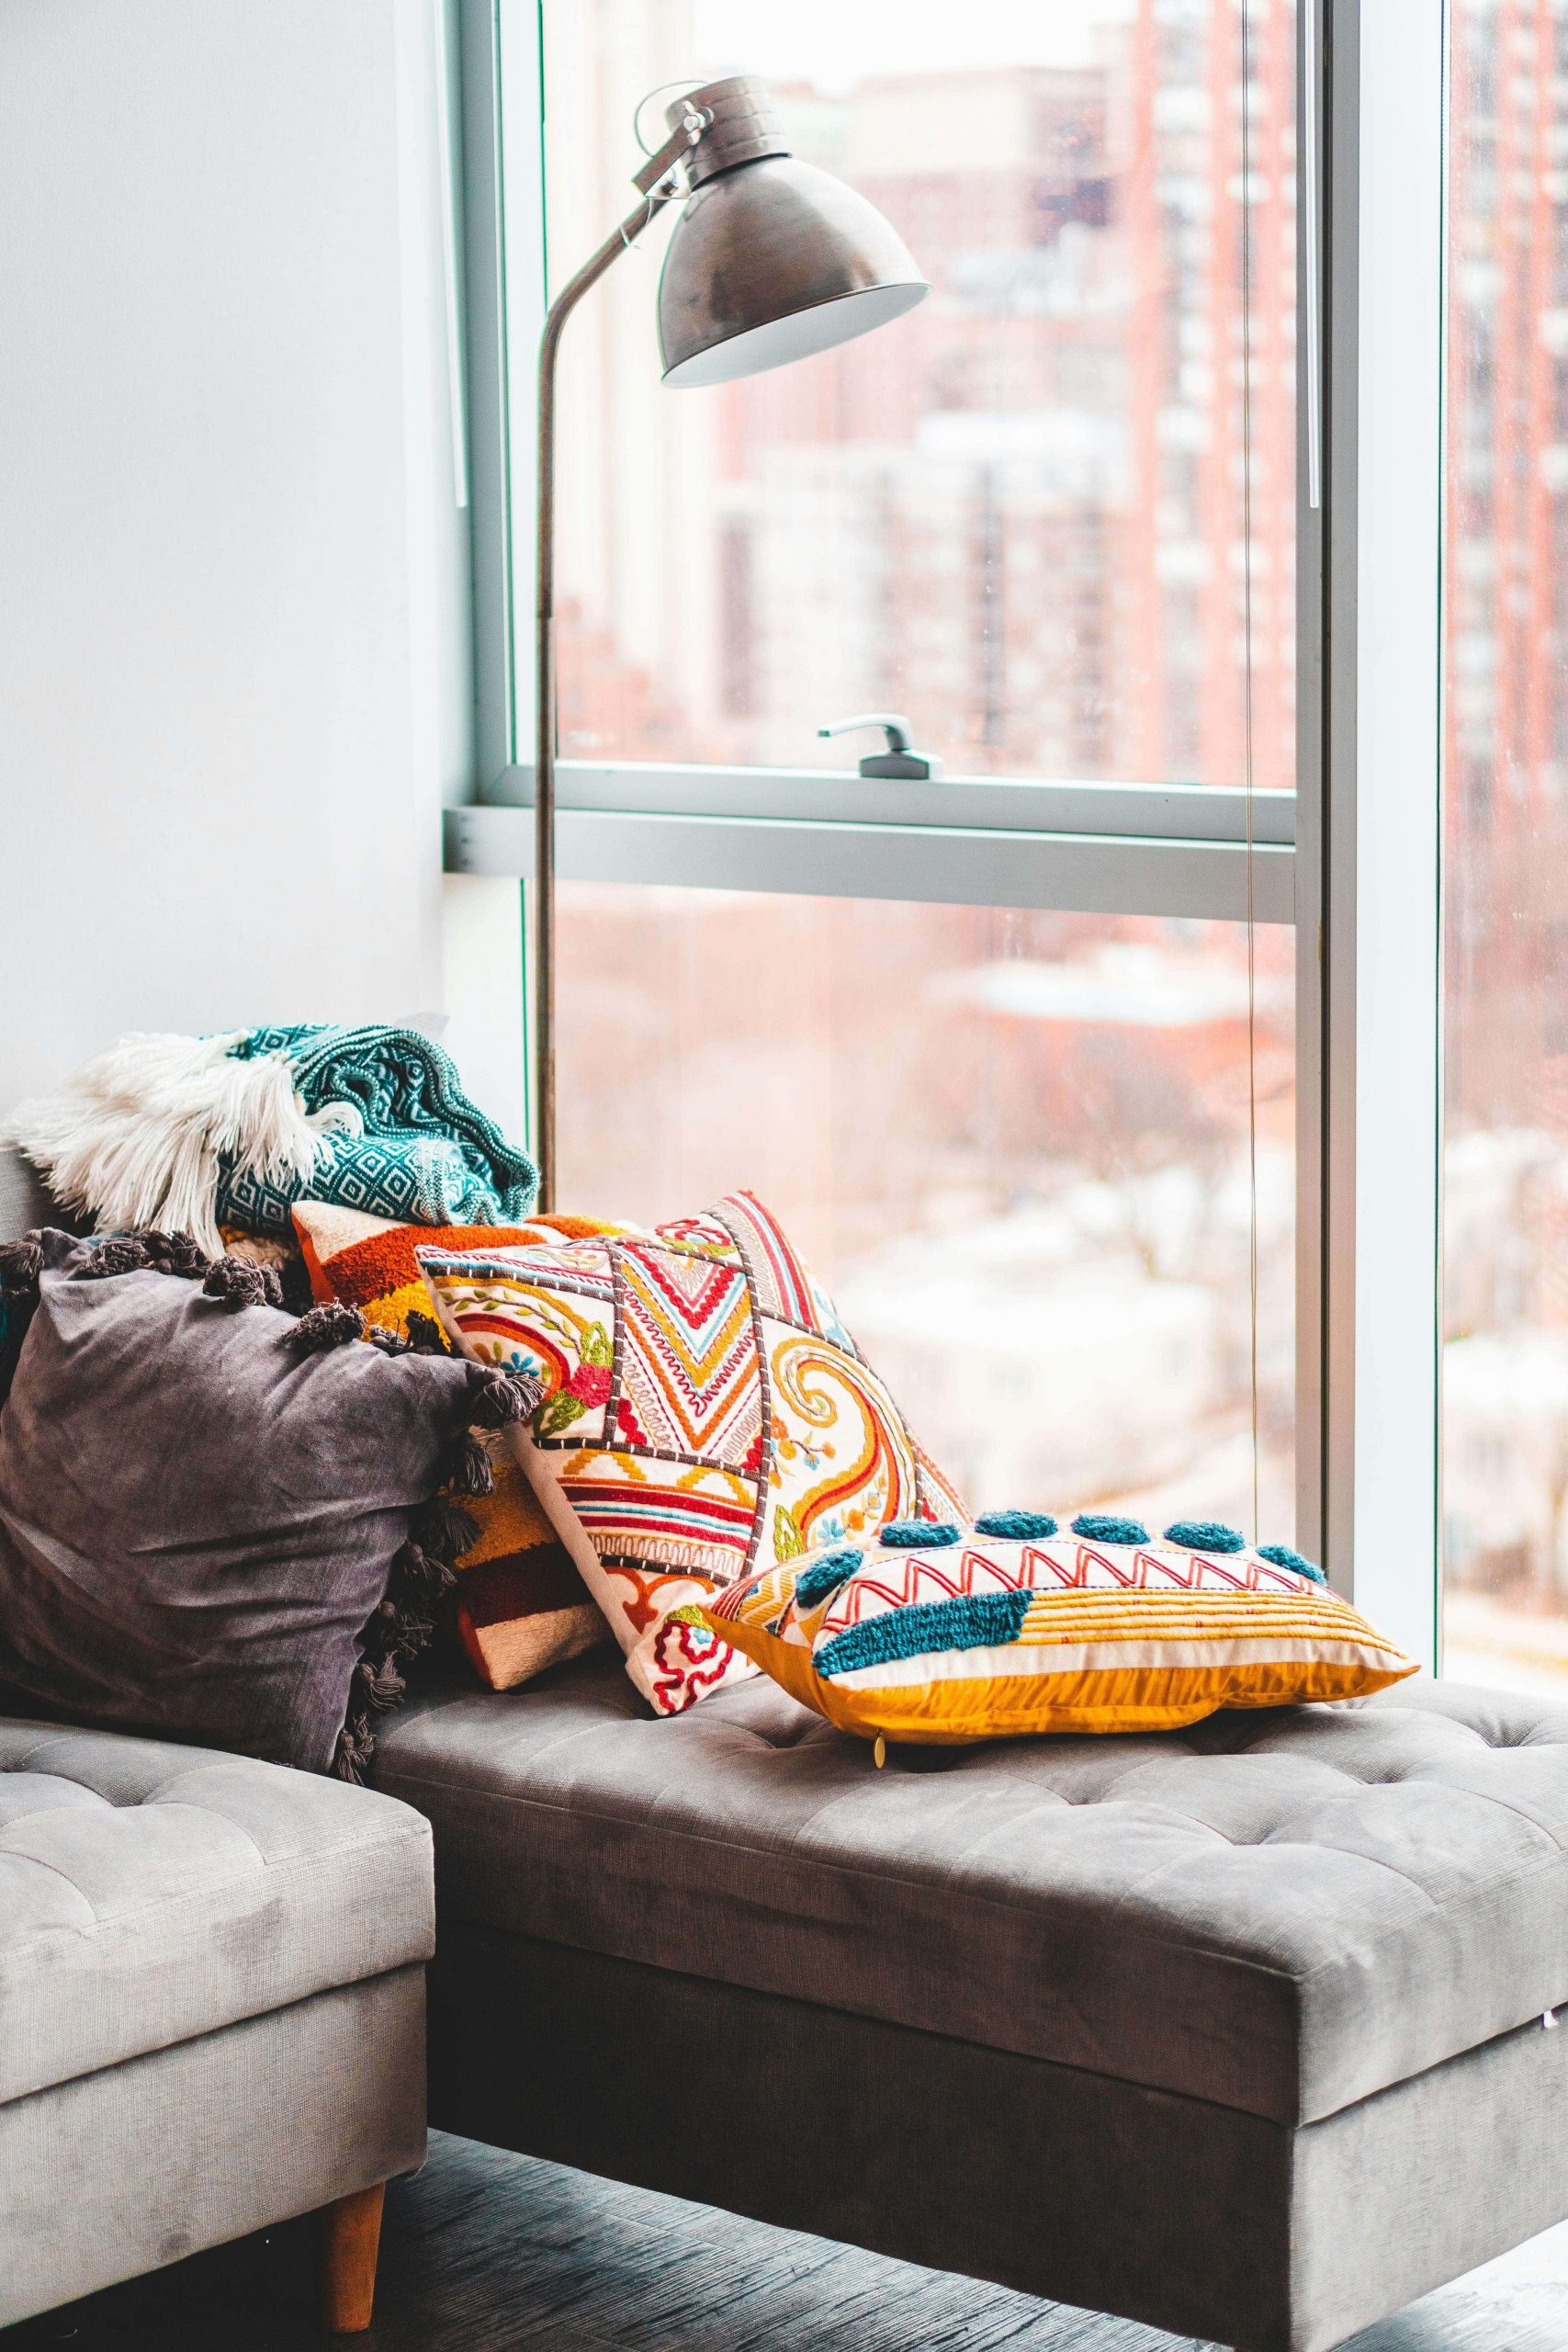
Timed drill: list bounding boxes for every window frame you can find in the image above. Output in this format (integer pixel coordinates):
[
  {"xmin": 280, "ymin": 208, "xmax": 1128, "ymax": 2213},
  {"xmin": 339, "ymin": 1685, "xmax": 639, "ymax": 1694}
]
[
  {"xmin": 1314, "ymin": 0, "xmax": 1446, "ymax": 1666},
  {"xmin": 446, "ymin": 765, "xmax": 1296, "ymax": 923},
  {"xmin": 448, "ymin": 0, "xmax": 1450, "ymax": 1656}
]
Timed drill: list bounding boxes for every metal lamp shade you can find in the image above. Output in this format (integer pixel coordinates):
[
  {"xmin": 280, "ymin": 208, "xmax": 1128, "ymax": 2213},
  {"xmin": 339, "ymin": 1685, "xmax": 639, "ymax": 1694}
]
[{"xmin": 659, "ymin": 153, "xmax": 928, "ymax": 390}]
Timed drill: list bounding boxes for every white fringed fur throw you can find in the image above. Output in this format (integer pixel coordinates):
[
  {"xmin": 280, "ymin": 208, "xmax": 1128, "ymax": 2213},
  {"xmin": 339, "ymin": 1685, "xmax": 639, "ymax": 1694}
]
[{"xmin": 7, "ymin": 1032, "xmax": 350, "ymax": 1257}]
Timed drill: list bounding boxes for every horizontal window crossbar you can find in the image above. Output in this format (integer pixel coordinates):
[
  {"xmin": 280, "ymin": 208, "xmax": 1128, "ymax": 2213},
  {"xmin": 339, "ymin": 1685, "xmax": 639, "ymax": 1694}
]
[
  {"xmin": 483, "ymin": 761, "xmax": 1296, "ymax": 848},
  {"xmin": 446, "ymin": 801, "xmax": 1295, "ymax": 924}
]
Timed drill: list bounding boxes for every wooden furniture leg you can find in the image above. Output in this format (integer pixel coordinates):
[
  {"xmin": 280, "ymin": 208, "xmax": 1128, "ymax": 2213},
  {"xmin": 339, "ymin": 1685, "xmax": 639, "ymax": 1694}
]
[{"xmin": 316, "ymin": 2181, "xmax": 386, "ymax": 2333}]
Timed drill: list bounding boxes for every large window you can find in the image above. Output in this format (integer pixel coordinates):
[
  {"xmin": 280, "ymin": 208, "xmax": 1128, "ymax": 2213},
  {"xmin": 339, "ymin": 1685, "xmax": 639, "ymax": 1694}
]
[
  {"xmin": 1441, "ymin": 1, "xmax": 1568, "ymax": 1693},
  {"xmin": 544, "ymin": 0, "xmax": 1298, "ymax": 792},
  {"xmin": 455, "ymin": 0, "xmax": 1568, "ymax": 1667},
  {"xmin": 454, "ymin": 0, "xmax": 1306, "ymax": 1550}
]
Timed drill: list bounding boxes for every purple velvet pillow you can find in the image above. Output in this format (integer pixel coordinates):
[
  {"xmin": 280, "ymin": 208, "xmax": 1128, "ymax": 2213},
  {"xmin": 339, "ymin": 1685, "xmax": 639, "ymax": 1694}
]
[{"xmin": 0, "ymin": 1232, "xmax": 536, "ymax": 1774}]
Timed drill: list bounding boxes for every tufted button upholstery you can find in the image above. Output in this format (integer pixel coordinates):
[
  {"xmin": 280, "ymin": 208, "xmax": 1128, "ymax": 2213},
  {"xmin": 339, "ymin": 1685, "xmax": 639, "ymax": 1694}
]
[
  {"xmin": 0, "ymin": 1722, "xmax": 434, "ymax": 2105},
  {"xmin": 376, "ymin": 1656, "xmax": 1568, "ymax": 2128}
]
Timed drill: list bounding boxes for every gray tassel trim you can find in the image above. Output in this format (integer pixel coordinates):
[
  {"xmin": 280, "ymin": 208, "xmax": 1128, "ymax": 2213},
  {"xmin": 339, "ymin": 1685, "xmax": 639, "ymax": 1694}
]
[
  {"xmin": 0, "ymin": 1238, "xmax": 43, "ymax": 1297},
  {"xmin": 413, "ymin": 1497, "xmax": 480, "ymax": 1560},
  {"xmin": 465, "ymin": 1364, "xmax": 548, "ymax": 1429},
  {"xmin": 403, "ymin": 1309, "xmax": 446, "ymax": 1356},
  {"xmin": 332, "ymin": 1435, "xmax": 493, "ymax": 1781},
  {"xmin": 202, "ymin": 1253, "xmax": 280, "ymax": 1310},
  {"xmin": 0, "ymin": 1237, "xmax": 45, "ymax": 1405},
  {"xmin": 79, "ymin": 1232, "xmax": 216, "ymax": 1288},
  {"xmin": 352, "ymin": 1655, "xmax": 407, "ymax": 1714},
  {"xmin": 333, "ymin": 1722, "xmax": 377, "ymax": 1782},
  {"xmin": 80, "ymin": 1235, "xmax": 153, "ymax": 1279},
  {"xmin": 332, "ymin": 1357, "xmax": 551, "ymax": 1783},
  {"xmin": 363, "ymin": 1588, "xmax": 437, "ymax": 1662},
  {"xmin": 442, "ymin": 1430, "xmax": 494, "ymax": 1498},
  {"xmin": 287, "ymin": 1300, "xmax": 365, "ymax": 1351},
  {"xmin": 137, "ymin": 1229, "xmax": 210, "ymax": 1279},
  {"xmin": 397, "ymin": 1542, "xmax": 458, "ymax": 1602},
  {"xmin": 72, "ymin": 1229, "xmax": 216, "ymax": 1284}
]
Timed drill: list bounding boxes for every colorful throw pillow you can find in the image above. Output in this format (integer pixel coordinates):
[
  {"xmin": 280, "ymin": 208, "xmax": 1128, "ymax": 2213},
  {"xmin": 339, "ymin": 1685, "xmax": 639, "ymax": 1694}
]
[
  {"xmin": 704, "ymin": 1510, "xmax": 1418, "ymax": 1746},
  {"xmin": 292, "ymin": 1199, "xmax": 624, "ymax": 1337},
  {"xmin": 293, "ymin": 1199, "xmax": 623, "ymax": 1690},
  {"xmin": 417, "ymin": 1192, "xmax": 966, "ymax": 1716},
  {"xmin": 0, "ymin": 1231, "xmax": 535, "ymax": 1776}
]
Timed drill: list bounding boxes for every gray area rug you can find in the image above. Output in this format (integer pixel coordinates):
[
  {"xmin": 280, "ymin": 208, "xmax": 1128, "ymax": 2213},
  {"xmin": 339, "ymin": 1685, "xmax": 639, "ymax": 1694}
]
[{"xmin": 10, "ymin": 2129, "xmax": 1568, "ymax": 2349}]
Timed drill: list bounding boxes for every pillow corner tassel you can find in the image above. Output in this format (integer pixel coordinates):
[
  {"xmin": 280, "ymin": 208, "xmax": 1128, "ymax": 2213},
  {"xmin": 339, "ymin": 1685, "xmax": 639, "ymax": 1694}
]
[{"xmin": 333, "ymin": 1363, "xmax": 551, "ymax": 1781}]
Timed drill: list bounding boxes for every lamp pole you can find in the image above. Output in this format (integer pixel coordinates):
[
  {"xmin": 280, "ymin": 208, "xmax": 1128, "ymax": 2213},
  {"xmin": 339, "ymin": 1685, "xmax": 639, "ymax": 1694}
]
[{"xmin": 533, "ymin": 116, "xmax": 702, "ymax": 1211}]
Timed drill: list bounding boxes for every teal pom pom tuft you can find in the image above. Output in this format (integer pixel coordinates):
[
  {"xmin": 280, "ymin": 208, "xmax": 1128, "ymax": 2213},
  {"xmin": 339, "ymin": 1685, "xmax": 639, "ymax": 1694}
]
[
  {"xmin": 817, "ymin": 1589, "xmax": 1031, "ymax": 1679},
  {"xmin": 1070, "ymin": 1512, "xmax": 1149, "ymax": 1545},
  {"xmin": 794, "ymin": 1549, "xmax": 863, "ymax": 1610},
  {"xmin": 974, "ymin": 1510, "xmax": 1059, "ymax": 1540},
  {"xmin": 1258, "ymin": 1544, "xmax": 1327, "ymax": 1585},
  {"xmin": 878, "ymin": 1520, "xmax": 960, "ymax": 1548},
  {"xmin": 1164, "ymin": 1519, "xmax": 1246, "ymax": 1553}
]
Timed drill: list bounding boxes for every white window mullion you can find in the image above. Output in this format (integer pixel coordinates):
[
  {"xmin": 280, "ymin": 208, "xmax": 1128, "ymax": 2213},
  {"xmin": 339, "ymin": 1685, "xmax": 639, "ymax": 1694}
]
[
  {"xmin": 1320, "ymin": 0, "xmax": 1446, "ymax": 1662},
  {"xmin": 445, "ymin": 800, "xmax": 1296, "ymax": 925},
  {"xmin": 459, "ymin": 0, "xmax": 536, "ymax": 784}
]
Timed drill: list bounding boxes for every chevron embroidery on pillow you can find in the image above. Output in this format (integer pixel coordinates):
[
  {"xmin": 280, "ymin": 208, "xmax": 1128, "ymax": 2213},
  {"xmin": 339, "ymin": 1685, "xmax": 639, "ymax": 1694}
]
[
  {"xmin": 615, "ymin": 1243, "xmax": 762, "ymax": 1465},
  {"xmin": 416, "ymin": 1192, "xmax": 965, "ymax": 1716}
]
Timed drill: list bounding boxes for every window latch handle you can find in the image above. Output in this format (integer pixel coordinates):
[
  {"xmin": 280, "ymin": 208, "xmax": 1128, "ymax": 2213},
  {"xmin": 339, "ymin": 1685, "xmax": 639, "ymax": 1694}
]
[{"xmin": 818, "ymin": 713, "xmax": 944, "ymax": 780}]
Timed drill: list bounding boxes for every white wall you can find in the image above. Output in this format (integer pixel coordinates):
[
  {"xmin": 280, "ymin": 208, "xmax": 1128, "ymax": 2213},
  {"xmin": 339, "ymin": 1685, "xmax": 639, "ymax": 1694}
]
[{"xmin": 0, "ymin": 0, "xmax": 525, "ymax": 1134}]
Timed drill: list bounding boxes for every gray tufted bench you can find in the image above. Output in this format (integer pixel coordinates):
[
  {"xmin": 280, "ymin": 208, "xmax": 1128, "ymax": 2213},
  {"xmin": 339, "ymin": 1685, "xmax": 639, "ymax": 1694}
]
[
  {"xmin": 376, "ymin": 1650, "xmax": 1568, "ymax": 2352},
  {"xmin": 0, "ymin": 1721, "xmax": 434, "ymax": 2329}
]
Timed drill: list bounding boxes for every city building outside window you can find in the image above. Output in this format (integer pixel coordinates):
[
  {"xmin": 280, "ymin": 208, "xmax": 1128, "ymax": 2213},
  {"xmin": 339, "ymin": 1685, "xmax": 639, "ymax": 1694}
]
[
  {"xmin": 538, "ymin": 0, "xmax": 1303, "ymax": 1542},
  {"xmin": 1441, "ymin": 0, "xmax": 1568, "ymax": 1694}
]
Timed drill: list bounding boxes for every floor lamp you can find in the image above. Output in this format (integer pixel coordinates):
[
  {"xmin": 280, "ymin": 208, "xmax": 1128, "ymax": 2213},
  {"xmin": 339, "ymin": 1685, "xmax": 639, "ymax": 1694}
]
[{"xmin": 532, "ymin": 74, "xmax": 928, "ymax": 1208}]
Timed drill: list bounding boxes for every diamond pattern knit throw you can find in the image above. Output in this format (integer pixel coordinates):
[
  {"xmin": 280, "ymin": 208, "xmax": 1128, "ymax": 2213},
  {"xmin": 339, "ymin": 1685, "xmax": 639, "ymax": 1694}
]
[
  {"xmin": 11, "ymin": 1026, "xmax": 536, "ymax": 1254},
  {"xmin": 216, "ymin": 1025, "xmax": 537, "ymax": 1235}
]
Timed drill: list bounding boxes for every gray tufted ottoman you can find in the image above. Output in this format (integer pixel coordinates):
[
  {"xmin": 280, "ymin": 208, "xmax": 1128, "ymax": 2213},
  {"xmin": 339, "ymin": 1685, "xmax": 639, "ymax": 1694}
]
[
  {"xmin": 0, "ymin": 1720, "xmax": 434, "ymax": 2329},
  {"xmin": 377, "ymin": 1652, "xmax": 1568, "ymax": 2352}
]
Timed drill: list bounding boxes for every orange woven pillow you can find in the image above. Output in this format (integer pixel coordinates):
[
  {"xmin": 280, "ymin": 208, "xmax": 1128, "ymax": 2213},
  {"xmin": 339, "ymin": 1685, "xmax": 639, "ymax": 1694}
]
[{"xmin": 292, "ymin": 1201, "xmax": 622, "ymax": 1690}]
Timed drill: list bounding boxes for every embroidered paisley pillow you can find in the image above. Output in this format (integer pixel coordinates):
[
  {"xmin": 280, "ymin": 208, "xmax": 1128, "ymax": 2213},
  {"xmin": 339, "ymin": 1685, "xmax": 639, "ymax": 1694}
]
[{"xmin": 416, "ymin": 1192, "xmax": 965, "ymax": 1716}]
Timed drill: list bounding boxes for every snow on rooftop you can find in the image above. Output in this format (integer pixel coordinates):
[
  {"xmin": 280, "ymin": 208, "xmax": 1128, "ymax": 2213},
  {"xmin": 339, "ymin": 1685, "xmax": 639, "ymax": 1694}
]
[{"xmin": 933, "ymin": 939, "xmax": 1291, "ymax": 1027}]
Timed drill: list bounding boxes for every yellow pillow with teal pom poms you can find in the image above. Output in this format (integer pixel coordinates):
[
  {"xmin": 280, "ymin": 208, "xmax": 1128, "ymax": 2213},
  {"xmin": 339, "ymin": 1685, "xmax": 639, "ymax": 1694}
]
[{"xmin": 700, "ymin": 1510, "xmax": 1418, "ymax": 1747}]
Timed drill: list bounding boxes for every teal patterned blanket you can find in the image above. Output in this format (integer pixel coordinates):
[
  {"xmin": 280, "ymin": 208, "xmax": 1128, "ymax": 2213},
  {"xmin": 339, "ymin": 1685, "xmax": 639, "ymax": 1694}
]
[{"xmin": 217, "ymin": 1024, "xmax": 537, "ymax": 1235}]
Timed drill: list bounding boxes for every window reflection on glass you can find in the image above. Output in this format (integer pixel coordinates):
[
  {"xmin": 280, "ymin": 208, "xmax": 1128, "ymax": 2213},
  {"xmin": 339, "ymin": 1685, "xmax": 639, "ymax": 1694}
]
[
  {"xmin": 542, "ymin": 0, "xmax": 1298, "ymax": 788},
  {"xmin": 1441, "ymin": 4, "xmax": 1568, "ymax": 1692},
  {"xmin": 558, "ymin": 885, "xmax": 1296, "ymax": 1537}
]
